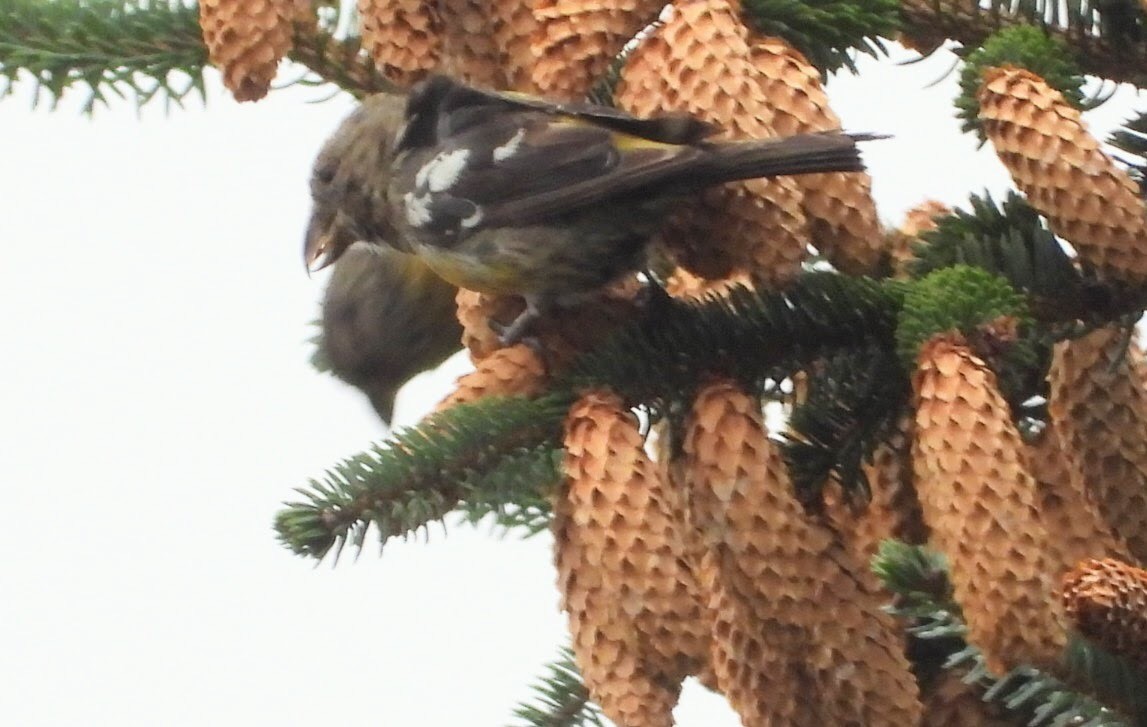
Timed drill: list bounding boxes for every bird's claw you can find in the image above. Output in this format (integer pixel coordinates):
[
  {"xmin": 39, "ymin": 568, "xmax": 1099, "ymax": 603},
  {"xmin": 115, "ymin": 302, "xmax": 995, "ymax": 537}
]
[{"xmin": 489, "ymin": 308, "xmax": 552, "ymax": 374}]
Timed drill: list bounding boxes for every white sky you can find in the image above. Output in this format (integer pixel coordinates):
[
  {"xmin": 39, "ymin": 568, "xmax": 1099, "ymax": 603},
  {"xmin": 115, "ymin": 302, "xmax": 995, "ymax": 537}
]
[{"xmin": 1, "ymin": 45, "xmax": 1138, "ymax": 726}]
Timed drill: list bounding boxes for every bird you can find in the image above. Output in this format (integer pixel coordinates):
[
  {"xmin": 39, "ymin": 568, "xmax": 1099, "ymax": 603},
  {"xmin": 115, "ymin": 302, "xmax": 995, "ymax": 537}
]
[
  {"xmin": 314, "ymin": 242, "xmax": 461, "ymax": 426},
  {"xmin": 305, "ymin": 74, "xmax": 880, "ymax": 344}
]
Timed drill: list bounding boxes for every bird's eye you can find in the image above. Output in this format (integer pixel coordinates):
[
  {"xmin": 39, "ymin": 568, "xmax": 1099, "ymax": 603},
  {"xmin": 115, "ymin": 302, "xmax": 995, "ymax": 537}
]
[
  {"xmin": 311, "ymin": 165, "xmax": 338, "ymax": 201},
  {"xmin": 313, "ymin": 167, "xmax": 336, "ymax": 186}
]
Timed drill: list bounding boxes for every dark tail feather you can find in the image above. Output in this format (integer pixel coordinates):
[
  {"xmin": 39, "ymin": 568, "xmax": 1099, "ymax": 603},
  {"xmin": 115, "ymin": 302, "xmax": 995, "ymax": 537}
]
[{"xmin": 702, "ymin": 131, "xmax": 885, "ymax": 182}]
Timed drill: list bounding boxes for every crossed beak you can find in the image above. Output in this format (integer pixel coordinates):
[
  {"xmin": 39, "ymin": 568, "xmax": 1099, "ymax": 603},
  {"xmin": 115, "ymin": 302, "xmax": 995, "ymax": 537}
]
[{"xmin": 304, "ymin": 213, "xmax": 340, "ymax": 275}]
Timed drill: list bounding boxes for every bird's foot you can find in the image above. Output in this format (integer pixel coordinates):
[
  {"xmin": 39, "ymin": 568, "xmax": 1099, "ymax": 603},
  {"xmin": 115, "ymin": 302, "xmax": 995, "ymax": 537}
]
[
  {"xmin": 489, "ymin": 301, "xmax": 552, "ymax": 373},
  {"xmin": 489, "ymin": 308, "xmax": 538, "ymax": 348}
]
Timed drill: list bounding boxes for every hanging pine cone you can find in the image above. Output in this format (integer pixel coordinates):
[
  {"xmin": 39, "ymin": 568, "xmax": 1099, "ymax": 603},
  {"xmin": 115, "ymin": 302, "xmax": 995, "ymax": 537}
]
[
  {"xmin": 357, "ymin": 0, "xmax": 442, "ymax": 87},
  {"xmin": 531, "ymin": 0, "xmax": 666, "ymax": 101},
  {"xmin": 748, "ymin": 37, "xmax": 884, "ymax": 276},
  {"xmin": 435, "ymin": 344, "xmax": 547, "ymax": 410},
  {"xmin": 199, "ymin": 0, "xmax": 298, "ymax": 101},
  {"xmin": 1026, "ymin": 423, "xmax": 1132, "ymax": 575},
  {"xmin": 556, "ymin": 389, "xmax": 709, "ymax": 726},
  {"xmin": 1048, "ymin": 327, "xmax": 1147, "ymax": 564},
  {"xmin": 1063, "ymin": 558, "xmax": 1147, "ymax": 670},
  {"xmin": 616, "ymin": 0, "xmax": 810, "ymax": 288},
  {"xmin": 886, "ymin": 200, "xmax": 951, "ymax": 278},
  {"xmin": 454, "ymin": 289, "xmax": 524, "ymax": 362},
  {"xmin": 490, "ymin": 0, "xmax": 538, "ymax": 92},
  {"xmin": 912, "ymin": 335, "xmax": 1067, "ymax": 673},
  {"xmin": 437, "ymin": 0, "xmax": 505, "ymax": 88},
  {"xmin": 455, "ymin": 283, "xmax": 640, "ymax": 368},
  {"xmin": 978, "ymin": 65, "xmax": 1147, "ymax": 283},
  {"xmin": 683, "ymin": 379, "xmax": 922, "ymax": 726},
  {"xmin": 663, "ymin": 266, "xmax": 753, "ymax": 300}
]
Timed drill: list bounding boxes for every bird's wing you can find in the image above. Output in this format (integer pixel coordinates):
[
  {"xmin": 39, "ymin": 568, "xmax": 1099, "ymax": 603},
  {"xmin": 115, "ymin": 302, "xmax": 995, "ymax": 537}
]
[
  {"xmin": 395, "ymin": 100, "xmax": 712, "ymax": 236},
  {"xmin": 399, "ymin": 75, "xmax": 714, "ymax": 150}
]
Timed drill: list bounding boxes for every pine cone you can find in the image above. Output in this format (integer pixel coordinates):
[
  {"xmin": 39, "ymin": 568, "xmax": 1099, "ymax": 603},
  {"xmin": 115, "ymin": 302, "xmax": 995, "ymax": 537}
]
[
  {"xmin": 490, "ymin": 0, "xmax": 538, "ymax": 92},
  {"xmin": 683, "ymin": 380, "xmax": 922, "ymax": 725},
  {"xmin": 663, "ymin": 267, "xmax": 753, "ymax": 300},
  {"xmin": 749, "ymin": 37, "xmax": 884, "ymax": 275},
  {"xmin": 357, "ymin": 0, "xmax": 442, "ymax": 87},
  {"xmin": 454, "ymin": 289, "xmax": 524, "ymax": 362},
  {"xmin": 455, "ymin": 285, "xmax": 640, "ymax": 365},
  {"xmin": 1048, "ymin": 327, "xmax": 1147, "ymax": 564},
  {"xmin": 531, "ymin": 0, "xmax": 666, "ymax": 101},
  {"xmin": 616, "ymin": 0, "xmax": 809, "ymax": 288},
  {"xmin": 978, "ymin": 66, "xmax": 1147, "ymax": 283},
  {"xmin": 437, "ymin": 0, "xmax": 505, "ymax": 88},
  {"xmin": 556, "ymin": 390, "xmax": 709, "ymax": 726},
  {"xmin": 886, "ymin": 200, "xmax": 950, "ymax": 278},
  {"xmin": 1026, "ymin": 423, "xmax": 1132, "ymax": 576},
  {"xmin": 199, "ymin": 0, "xmax": 297, "ymax": 101},
  {"xmin": 1063, "ymin": 558, "xmax": 1147, "ymax": 670},
  {"xmin": 912, "ymin": 335, "xmax": 1067, "ymax": 672},
  {"xmin": 436, "ymin": 344, "xmax": 547, "ymax": 410}
]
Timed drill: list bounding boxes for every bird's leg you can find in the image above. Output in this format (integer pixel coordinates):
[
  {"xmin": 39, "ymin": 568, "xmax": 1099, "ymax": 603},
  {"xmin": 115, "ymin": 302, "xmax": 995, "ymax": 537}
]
[
  {"xmin": 490, "ymin": 295, "xmax": 548, "ymax": 348},
  {"xmin": 488, "ymin": 295, "xmax": 555, "ymax": 372}
]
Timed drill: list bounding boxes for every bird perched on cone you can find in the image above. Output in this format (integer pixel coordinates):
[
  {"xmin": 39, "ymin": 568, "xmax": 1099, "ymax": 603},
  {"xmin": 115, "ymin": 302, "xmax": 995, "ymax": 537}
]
[
  {"xmin": 305, "ymin": 75, "xmax": 879, "ymax": 343},
  {"xmin": 315, "ymin": 242, "xmax": 461, "ymax": 426}
]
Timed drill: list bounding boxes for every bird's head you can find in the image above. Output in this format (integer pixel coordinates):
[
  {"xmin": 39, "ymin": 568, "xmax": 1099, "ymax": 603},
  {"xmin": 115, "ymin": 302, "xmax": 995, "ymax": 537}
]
[{"xmin": 304, "ymin": 92, "xmax": 408, "ymax": 273}]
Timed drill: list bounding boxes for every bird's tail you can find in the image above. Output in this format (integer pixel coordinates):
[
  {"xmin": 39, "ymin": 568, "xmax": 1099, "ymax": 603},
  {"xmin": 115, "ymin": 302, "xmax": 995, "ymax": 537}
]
[{"xmin": 701, "ymin": 131, "xmax": 884, "ymax": 183}]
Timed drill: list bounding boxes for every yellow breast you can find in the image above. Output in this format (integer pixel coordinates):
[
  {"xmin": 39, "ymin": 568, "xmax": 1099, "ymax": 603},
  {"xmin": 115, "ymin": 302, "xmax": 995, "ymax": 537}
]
[{"xmin": 413, "ymin": 242, "xmax": 522, "ymax": 295}]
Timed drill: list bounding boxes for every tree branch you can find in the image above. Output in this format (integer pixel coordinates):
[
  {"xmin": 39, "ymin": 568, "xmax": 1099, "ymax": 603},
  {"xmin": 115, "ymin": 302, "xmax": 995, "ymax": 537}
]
[
  {"xmin": 898, "ymin": 0, "xmax": 1147, "ymax": 88},
  {"xmin": 288, "ymin": 24, "xmax": 397, "ymax": 98}
]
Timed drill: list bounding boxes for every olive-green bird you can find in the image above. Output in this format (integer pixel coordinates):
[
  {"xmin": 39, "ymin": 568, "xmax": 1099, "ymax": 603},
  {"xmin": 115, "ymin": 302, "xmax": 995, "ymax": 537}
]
[
  {"xmin": 315, "ymin": 242, "xmax": 461, "ymax": 426},
  {"xmin": 305, "ymin": 75, "xmax": 880, "ymax": 343}
]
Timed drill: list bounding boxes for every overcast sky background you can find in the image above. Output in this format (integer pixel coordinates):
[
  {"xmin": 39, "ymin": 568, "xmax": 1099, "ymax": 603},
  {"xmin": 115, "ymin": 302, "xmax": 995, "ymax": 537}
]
[{"xmin": 1, "ymin": 43, "xmax": 1139, "ymax": 725}]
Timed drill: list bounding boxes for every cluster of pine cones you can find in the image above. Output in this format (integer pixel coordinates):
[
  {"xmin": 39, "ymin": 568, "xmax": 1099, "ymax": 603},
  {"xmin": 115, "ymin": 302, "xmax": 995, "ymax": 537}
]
[{"xmin": 199, "ymin": 1, "xmax": 1147, "ymax": 724}]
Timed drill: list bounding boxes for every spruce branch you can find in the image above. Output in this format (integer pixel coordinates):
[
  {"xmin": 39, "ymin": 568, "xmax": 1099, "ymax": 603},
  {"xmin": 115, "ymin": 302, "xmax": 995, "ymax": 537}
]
[
  {"xmin": 908, "ymin": 192, "xmax": 1147, "ymax": 419},
  {"xmin": 287, "ymin": 24, "xmax": 395, "ymax": 98},
  {"xmin": 283, "ymin": 268, "xmax": 1147, "ymax": 563},
  {"xmin": 1061, "ymin": 635, "xmax": 1147, "ymax": 723},
  {"xmin": 0, "ymin": 0, "xmax": 391, "ymax": 113},
  {"xmin": 909, "ymin": 191, "xmax": 1120, "ymax": 323},
  {"xmin": 739, "ymin": 0, "xmax": 899, "ymax": 74},
  {"xmin": 563, "ymin": 273, "xmax": 905, "ymax": 412},
  {"xmin": 897, "ymin": 0, "xmax": 1147, "ymax": 88},
  {"xmin": 280, "ymin": 275, "xmax": 905, "ymax": 561},
  {"xmin": 455, "ymin": 445, "xmax": 560, "ymax": 538},
  {"xmin": 510, "ymin": 647, "xmax": 605, "ymax": 727},
  {"xmin": 781, "ymin": 345, "xmax": 910, "ymax": 509},
  {"xmin": 0, "ymin": 0, "xmax": 208, "ymax": 112},
  {"xmin": 1108, "ymin": 109, "xmax": 1147, "ymax": 195},
  {"xmin": 874, "ymin": 540, "xmax": 1136, "ymax": 726},
  {"xmin": 274, "ymin": 394, "xmax": 571, "ymax": 560},
  {"xmin": 895, "ymin": 265, "xmax": 1031, "ymax": 366},
  {"xmin": 910, "ymin": 192, "xmax": 1147, "ymax": 321}
]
